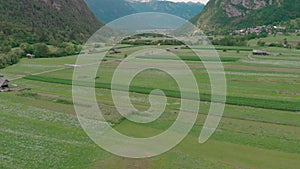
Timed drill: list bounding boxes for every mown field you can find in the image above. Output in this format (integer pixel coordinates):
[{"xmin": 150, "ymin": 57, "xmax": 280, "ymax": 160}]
[{"xmin": 1, "ymin": 43, "xmax": 300, "ymax": 169}]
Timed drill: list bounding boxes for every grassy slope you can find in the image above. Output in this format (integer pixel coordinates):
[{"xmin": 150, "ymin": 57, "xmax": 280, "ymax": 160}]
[{"xmin": 0, "ymin": 0, "xmax": 102, "ymax": 45}]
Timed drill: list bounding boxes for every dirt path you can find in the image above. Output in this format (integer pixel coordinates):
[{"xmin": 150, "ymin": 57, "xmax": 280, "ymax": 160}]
[{"xmin": 9, "ymin": 67, "xmax": 70, "ymax": 81}]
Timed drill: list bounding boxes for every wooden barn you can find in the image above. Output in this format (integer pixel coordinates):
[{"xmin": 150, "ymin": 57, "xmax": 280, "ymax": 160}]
[
  {"xmin": 0, "ymin": 77, "xmax": 9, "ymax": 89},
  {"xmin": 26, "ymin": 54, "xmax": 35, "ymax": 59},
  {"xmin": 109, "ymin": 49, "xmax": 121, "ymax": 54}
]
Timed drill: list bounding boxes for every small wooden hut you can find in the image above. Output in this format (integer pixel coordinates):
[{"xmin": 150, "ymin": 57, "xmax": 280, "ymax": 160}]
[{"xmin": 0, "ymin": 76, "xmax": 9, "ymax": 89}]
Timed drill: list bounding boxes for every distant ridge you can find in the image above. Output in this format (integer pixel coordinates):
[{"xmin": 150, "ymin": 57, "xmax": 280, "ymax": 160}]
[{"xmin": 85, "ymin": 0, "xmax": 205, "ymax": 23}]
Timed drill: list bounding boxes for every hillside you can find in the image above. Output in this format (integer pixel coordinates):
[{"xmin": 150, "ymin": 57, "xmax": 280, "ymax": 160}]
[
  {"xmin": 85, "ymin": 0, "xmax": 204, "ymax": 23},
  {"xmin": 128, "ymin": 0, "xmax": 205, "ymax": 20},
  {"xmin": 193, "ymin": 0, "xmax": 300, "ymax": 34},
  {"xmin": 0, "ymin": 0, "xmax": 103, "ymax": 46},
  {"xmin": 85, "ymin": 0, "xmax": 136, "ymax": 23}
]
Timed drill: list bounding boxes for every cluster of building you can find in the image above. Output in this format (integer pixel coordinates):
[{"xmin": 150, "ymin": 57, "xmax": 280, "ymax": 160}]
[{"xmin": 232, "ymin": 25, "xmax": 286, "ymax": 35}]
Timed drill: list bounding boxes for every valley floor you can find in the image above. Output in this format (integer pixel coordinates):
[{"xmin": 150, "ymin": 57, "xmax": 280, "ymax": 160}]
[{"xmin": 1, "ymin": 45, "xmax": 300, "ymax": 169}]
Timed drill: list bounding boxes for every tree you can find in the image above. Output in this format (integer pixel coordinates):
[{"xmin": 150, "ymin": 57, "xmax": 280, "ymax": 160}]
[
  {"xmin": 284, "ymin": 38, "xmax": 288, "ymax": 45},
  {"xmin": 74, "ymin": 45, "xmax": 82, "ymax": 53},
  {"xmin": 20, "ymin": 43, "xmax": 34, "ymax": 54},
  {"xmin": 64, "ymin": 45, "xmax": 75, "ymax": 55},
  {"xmin": 257, "ymin": 40, "xmax": 266, "ymax": 47},
  {"xmin": 296, "ymin": 43, "xmax": 300, "ymax": 50},
  {"xmin": 0, "ymin": 45, "xmax": 11, "ymax": 53},
  {"xmin": 0, "ymin": 56, "xmax": 7, "ymax": 68},
  {"xmin": 33, "ymin": 43, "xmax": 49, "ymax": 58}
]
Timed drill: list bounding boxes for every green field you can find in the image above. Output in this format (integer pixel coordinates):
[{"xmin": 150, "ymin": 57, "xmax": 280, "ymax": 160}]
[{"xmin": 1, "ymin": 43, "xmax": 300, "ymax": 169}]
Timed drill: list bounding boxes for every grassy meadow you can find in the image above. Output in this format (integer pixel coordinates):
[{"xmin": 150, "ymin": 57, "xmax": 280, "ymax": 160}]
[{"xmin": 1, "ymin": 36, "xmax": 300, "ymax": 168}]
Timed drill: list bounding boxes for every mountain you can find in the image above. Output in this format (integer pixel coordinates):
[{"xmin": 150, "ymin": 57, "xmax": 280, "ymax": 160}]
[
  {"xmin": 128, "ymin": 0, "xmax": 205, "ymax": 20},
  {"xmin": 193, "ymin": 0, "xmax": 300, "ymax": 34},
  {"xmin": 85, "ymin": 0, "xmax": 205, "ymax": 23},
  {"xmin": 85, "ymin": 0, "xmax": 136, "ymax": 23},
  {"xmin": 0, "ymin": 0, "xmax": 103, "ymax": 46}
]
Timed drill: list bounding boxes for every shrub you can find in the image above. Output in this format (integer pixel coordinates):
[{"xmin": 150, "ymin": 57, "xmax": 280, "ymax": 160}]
[
  {"xmin": 257, "ymin": 40, "xmax": 266, "ymax": 46},
  {"xmin": 284, "ymin": 38, "xmax": 288, "ymax": 45},
  {"xmin": 17, "ymin": 92, "xmax": 38, "ymax": 98},
  {"xmin": 0, "ymin": 45, "xmax": 11, "ymax": 53},
  {"xmin": 296, "ymin": 43, "xmax": 300, "ymax": 49},
  {"xmin": 33, "ymin": 43, "xmax": 49, "ymax": 57},
  {"xmin": 20, "ymin": 43, "xmax": 34, "ymax": 54},
  {"xmin": 64, "ymin": 45, "xmax": 75, "ymax": 55},
  {"xmin": 56, "ymin": 42, "xmax": 69, "ymax": 48},
  {"xmin": 269, "ymin": 43, "xmax": 282, "ymax": 47},
  {"xmin": 0, "ymin": 51, "xmax": 22, "ymax": 69},
  {"xmin": 212, "ymin": 36, "xmax": 247, "ymax": 46},
  {"xmin": 94, "ymin": 44, "xmax": 101, "ymax": 48}
]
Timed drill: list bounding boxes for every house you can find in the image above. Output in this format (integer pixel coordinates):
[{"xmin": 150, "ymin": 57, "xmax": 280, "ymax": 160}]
[
  {"xmin": 253, "ymin": 50, "xmax": 268, "ymax": 55},
  {"xmin": 283, "ymin": 44, "xmax": 292, "ymax": 49},
  {"xmin": 26, "ymin": 54, "xmax": 35, "ymax": 59},
  {"xmin": 274, "ymin": 26, "xmax": 286, "ymax": 30},
  {"xmin": 109, "ymin": 49, "xmax": 121, "ymax": 54},
  {"xmin": 0, "ymin": 76, "xmax": 9, "ymax": 89}
]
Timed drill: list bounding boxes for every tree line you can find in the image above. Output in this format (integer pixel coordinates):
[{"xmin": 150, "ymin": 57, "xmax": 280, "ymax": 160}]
[{"xmin": 0, "ymin": 42, "xmax": 81, "ymax": 69}]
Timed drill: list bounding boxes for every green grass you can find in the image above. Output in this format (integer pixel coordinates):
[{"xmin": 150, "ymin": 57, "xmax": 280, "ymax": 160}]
[
  {"xmin": 2, "ymin": 77, "xmax": 300, "ymax": 168},
  {"xmin": 136, "ymin": 55, "xmax": 240, "ymax": 62},
  {"xmin": 184, "ymin": 46, "xmax": 254, "ymax": 51},
  {"xmin": 17, "ymin": 92, "xmax": 73, "ymax": 105},
  {"xmin": 1, "ymin": 44, "xmax": 300, "ymax": 169},
  {"xmin": 0, "ymin": 55, "xmax": 77, "ymax": 79},
  {"xmin": 115, "ymin": 118, "xmax": 300, "ymax": 169},
  {"xmin": 24, "ymin": 75, "xmax": 300, "ymax": 112},
  {"xmin": 248, "ymin": 34, "xmax": 300, "ymax": 47},
  {"xmin": 0, "ymin": 93, "xmax": 108, "ymax": 169}
]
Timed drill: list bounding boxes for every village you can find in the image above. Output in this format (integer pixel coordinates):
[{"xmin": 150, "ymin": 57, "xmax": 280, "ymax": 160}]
[{"xmin": 232, "ymin": 24, "xmax": 300, "ymax": 36}]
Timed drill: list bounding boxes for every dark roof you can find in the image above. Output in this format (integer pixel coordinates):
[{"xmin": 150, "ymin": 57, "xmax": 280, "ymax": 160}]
[{"xmin": 0, "ymin": 77, "xmax": 9, "ymax": 87}]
